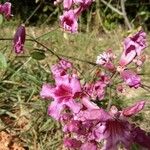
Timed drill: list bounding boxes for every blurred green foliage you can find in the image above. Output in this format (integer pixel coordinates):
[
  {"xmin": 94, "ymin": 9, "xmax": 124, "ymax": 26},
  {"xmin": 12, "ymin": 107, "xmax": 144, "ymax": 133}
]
[{"xmin": 7, "ymin": 0, "xmax": 150, "ymax": 30}]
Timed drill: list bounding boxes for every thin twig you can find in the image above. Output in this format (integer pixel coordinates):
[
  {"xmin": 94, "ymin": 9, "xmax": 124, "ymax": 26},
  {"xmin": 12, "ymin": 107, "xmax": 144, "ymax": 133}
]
[
  {"xmin": 35, "ymin": 27, "xmax": 59, "ymax": 40},
  {"xmin": 0, "ymin": 37, "xmax": 97, "ymax": 66},
  {"xmin": 57, "ymin": 53, "xmax": 97, "ymax": 66},
  {"xmin": 106, "ymin": 71, "xmax": 118, "ymax": 111},
  {"xmin": 120, "ymin": 0, "xmax": 132, "ymax": 30},
  {"xmin": 96, "ymin": 0, "xmax": 108, "ymax": 33},
  {"xmin": 27, "ymin": 34, "xmax": 61, "ymax": 59},
  {"xmin": 34, "ymin": 48, "xmax": 97, "ymax": 65},
  {"xmin": 107, "ymin": 85, "xmax": 112, "ymax": 111},
  {"xmin": 24, "ymin": 1, "xmax": 43, "ymax": 24},
  {"xmin": 101, "ymin": 0, "xmax": 123, "ymax": 16},
  {"xmin": 42, "ymin": 7, "xmax": 59, "ymax": 26}
]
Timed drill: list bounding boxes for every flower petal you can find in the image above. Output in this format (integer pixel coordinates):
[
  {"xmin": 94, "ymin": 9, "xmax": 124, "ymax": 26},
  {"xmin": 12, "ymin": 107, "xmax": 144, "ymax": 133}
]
[
  {"xmin": 48, "ymin": 101, "xmax": 64, "ymax": 120},
  {"xmin": 81, "ymin": 141, "xmax": 98, "ymax": 150},
  {"xmin": 74, "ymin": 109, "xmax": 111, "ymax": 121},
  {"xmin": 40, "ymin": 83, "xmax": 54, "ymax": 99},
  {"xmin": 123, "ymin": 101, "xmax": 145, "ymax": 117},
  {"xmin": 66, "ymin": 99, "xmax": 82, "ymax": 114},
  {"xmin": 64, "ymin": 138, "xmax": 82, "ymax": 148}
]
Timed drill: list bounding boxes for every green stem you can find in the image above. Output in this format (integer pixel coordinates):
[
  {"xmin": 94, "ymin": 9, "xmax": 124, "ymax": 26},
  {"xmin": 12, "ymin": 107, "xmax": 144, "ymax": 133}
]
[
  {"xmin": 107, "ymin": 71, "xmax": 119, "ymax": 111},
  {"xmin": 0, "ymin": 37, "xmax": 97, "ymax": 66}
]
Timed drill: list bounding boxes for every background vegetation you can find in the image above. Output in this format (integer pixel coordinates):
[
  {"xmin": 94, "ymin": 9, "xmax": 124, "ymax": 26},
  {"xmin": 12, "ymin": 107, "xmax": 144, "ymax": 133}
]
[{"xmin": 8, "ymin": 0, "xmax": 150, "ymax": 30}]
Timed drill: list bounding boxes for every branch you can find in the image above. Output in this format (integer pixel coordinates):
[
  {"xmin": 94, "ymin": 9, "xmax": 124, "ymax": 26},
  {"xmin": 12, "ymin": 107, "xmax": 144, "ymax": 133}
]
[
  {"xmin": 100, "ymin": 0, "xmax": 132, "ymax": 30},
  {"xmin": 0, "ymin": 37, "xmax": 97, "ymax": 66},
  {"xmin": 120, "ymin": 0, "xmax": 132, "ymax": 30},
  {"xmin": 27, "ymin": 35, "xmax": 61, "ymax": 59},
  {"xmin": 101, "ymin": 0, "xmax": 123, "ymax": 16},
  {"xmin": 24, "ymin": 1, "xmax": 43, "ymax": 24}
]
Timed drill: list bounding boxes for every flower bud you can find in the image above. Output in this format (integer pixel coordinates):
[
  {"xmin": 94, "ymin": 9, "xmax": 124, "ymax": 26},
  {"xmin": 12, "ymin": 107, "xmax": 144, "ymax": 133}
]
[{"xmin": 13, "ymin": 25, "xmax": 26, "ymax": 54}]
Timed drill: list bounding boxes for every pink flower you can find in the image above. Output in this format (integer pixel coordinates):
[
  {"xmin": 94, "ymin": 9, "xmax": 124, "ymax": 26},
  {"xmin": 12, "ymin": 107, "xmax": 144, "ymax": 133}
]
[
  {"xmin": 0, "ymin": 2, "xmax": 12, "ymax": 19},
  {"xmin": 13, "ymin": 25, "xmax": 26, "ymax": 54},
  {"xmin": 122, "ymin": 100, "xmax": 145, "ymax": 117},
  {"xmin": 74, "ymin": 108, "xmax": 111, "ymax": 122},
  {"xmin": 64, "ymin": 137, "xmax": 82, "ymax": 149},
  {"xmin": 84, "ymin": 81, "xmax": 106, "ymax": 101},
  {"xmin": 84, "ymin": 74, "xmax": 109, "ymax": 101},
  {"xmin": 74, "ymin": 0, "xmax": 93, "ymax": 12},
  {"xmin": 119, "ymin": 30, "xmax": 147, "ymax": 67},
  {"xmin": 81, "ymin": 96, "xmax": 100, "ymax": 109},
  {"xmin": 62, "ymin": 101, "xmax": 148, "ymax": 149},
  {"xmin": 41, "ymin": 75, "xmax": 82, "ymax": 120},
  {"xmin": 81, "ymin": 141, "xmax": 98, "ymax": 150},
  {"xmin": 133, "ymin": 54, "xmax": 146, "ymax": 67},
  {"xmin": 63, "ymin": 0, "xmax": 73, "ymax": 10},
  {"xmin": 90, "ymin": 101, "xmax": 146, "ymax": 149},
  {"xmin": 63, "ymin": 120, "xmax": 81, "ymax": 133},
  {"xmin": 51, "ymin": 59, "xmax": 72, "ymax": 77},
  {"xmin": 96, "ymin": 50, "xmax": 115, "ymax": 72},
  {"xmin": 120, "ymin": 70, "xmax": 141, "ymax": 88},
  {"xmin": 60, "ymin": 10, "xmax": 78, "ymax": 33}
]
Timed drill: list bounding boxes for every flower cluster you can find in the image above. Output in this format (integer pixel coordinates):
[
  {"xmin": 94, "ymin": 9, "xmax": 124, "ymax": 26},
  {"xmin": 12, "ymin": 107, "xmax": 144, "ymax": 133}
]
[
  {"xmin": 97, "ymin": 30, "xmax": 147, "ymax": 89},
  {"xmin": 54, "ymin": 0, "xmax": 93, "ymax": 32},
  {"xmin": 40, "ymin": 30, "xmax": 150, "ymax": 149},
  {"xmin": 0, "ymin": 2, "xmax": 12, "ymax": 19}
]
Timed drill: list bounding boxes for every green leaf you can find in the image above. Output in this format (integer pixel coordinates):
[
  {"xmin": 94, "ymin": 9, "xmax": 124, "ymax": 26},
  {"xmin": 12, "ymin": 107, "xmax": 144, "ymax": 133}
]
[
  {"xmin": 30, "ymin": 51, "xmax": 46, "ymax": 60},
  {"xmin": 0, "ymin": 52, "xmax": 7, "ymax": 69},
  {"xmin": 0, "ymin": 14, "xmax": 3, "ymax": 25}
]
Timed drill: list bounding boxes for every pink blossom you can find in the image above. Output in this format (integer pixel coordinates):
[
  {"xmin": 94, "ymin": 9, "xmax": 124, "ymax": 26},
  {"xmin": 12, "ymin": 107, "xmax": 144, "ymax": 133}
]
[
  {"xmin": 0, "ymin": 2, "xmax": 12, "ymax": 19},
  {"xmin": 81, "ymin": 141, "xmax": 98, "ymax": 150},
  {"xmin": 63, "ymin": 119, "xmax": 93, "ymax": 137},
  {"xmin": 62, "ymin": 101, "xmax": 147, "ymax": 149},
  {"xmin": 81, "ymin": 96, "xmax": 99, "ymax": 109},
  {"xmin": 60, "ymin": 112, "xmax": 73, "ymax": 123},
  {"xmin": 119, "ymin": 30, "xmax": 147, "ymax": 67},
  {"xmin": 74, "ymin": 0, "xmax": 93, "ymax": 12},
  {"xmin": 74, "ymin": 109, "xmax": 111, "ymax": 122},
  {"xmin": 13, "ymin": 25, "xmax": 26, "ymax": 54},
  {"xmin": 63, "ymin": 0, "xmax": 73, "ymax": 10},
  {"xmin": 64, "ymin": 137, "xmax": 82, "ymax": 148},
  {"xmin": 43, "ymin": 75, "xmax": 82, "ymax": 120},
  {"xmin": 120, "ymin": 70, "xmax": 141, "ymax": 88},
  {"xmin": 84, "ymin": 81, "xmax": 106, "ymax": 101},
  {"xmin": 63, "ymin": 120, "xmax": 81, "ymax": 133},
  {"xmin": 51, "ymin": 59, "xmax": 72, "ymax": 77},
  {"xmin": 122, "ymin": 100, "xmax": 145, "ymax": 117},
  {"xmin": 133, "ymin": 54, "xmax": 146, "ymax": 67},
  {"xmin": 90, "ymin": 102, "xmax": 146, "ymax": 149},
  {"xmin": 84, "ymin": 74, "xmax": 109, "ymax": 101},
  {"xmin": 60, "ymin": 10, "xmax": 78, "ymax": 33},
  {"xmin": 96, "ymin": 50, "xmax": 115, "ymax": 72}
]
